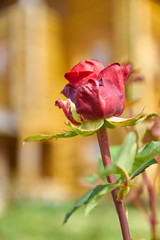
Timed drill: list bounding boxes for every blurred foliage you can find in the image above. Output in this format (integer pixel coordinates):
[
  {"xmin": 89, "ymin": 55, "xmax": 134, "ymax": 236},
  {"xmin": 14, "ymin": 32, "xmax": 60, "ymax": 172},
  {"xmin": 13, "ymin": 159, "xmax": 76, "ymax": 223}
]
[{"xmin": 0, "ymin": 201, "xmax": 159, "ymax": 240}]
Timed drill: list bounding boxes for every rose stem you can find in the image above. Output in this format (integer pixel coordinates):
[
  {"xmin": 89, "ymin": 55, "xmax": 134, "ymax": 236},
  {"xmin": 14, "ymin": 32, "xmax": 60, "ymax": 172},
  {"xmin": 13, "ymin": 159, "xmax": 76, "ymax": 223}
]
[
  {"xmin": 97, "ymin": 126, "xmax": 132, "ymax": 240},
  {"xmin": 143, "ymin": 172, "xmax": 158, "ymax": 240}
]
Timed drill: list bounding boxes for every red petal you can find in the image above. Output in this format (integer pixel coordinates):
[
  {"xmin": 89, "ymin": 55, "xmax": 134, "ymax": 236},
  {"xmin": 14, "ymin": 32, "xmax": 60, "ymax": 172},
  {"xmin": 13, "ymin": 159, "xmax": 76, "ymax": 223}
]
[
  {"xmin": 75, "ymin": 78, "xmax": 124, "ymax": 120},
  {"xmin": 61, "ymin": 84, "xmax": 77, "ymax": 102},
  {"xmin": 69, "ymin": 59, "xmax": 104, "ymax": 74},
  {"xmin": 64, "ymin": 71, "xmax": 94, "ymax": 88},
  {"xmin": 123, "ymin": 64, "xmax": 132, "ymax": 84},
  {"xmin": 97, "ymin": 63, "xmax": 131, "ymax": 93},
  {"xmin": 75, "ymin": 80, "xmax": 103, "ymax": 119},
  {"xmin": 64, "ymin": 59, "xmax": 104, "ymax": 88}
]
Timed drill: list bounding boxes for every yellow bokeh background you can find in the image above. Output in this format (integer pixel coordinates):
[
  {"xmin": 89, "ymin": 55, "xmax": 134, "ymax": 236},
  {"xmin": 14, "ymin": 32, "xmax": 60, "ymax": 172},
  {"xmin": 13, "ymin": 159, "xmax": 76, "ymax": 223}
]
[{"xmin": 0, "ymin": 0, "xmax": 160, "ymax": 208}]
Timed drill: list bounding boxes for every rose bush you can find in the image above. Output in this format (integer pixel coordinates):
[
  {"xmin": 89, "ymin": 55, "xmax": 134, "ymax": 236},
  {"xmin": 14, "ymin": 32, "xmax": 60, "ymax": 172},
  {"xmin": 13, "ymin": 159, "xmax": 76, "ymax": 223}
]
[
  {"xmin": 26, "ymin": 59, "xmax": 160, "ymax": 240},
  {"xmin": 55, "ymin": 59, "xmax": 131, "ymax": 125}
]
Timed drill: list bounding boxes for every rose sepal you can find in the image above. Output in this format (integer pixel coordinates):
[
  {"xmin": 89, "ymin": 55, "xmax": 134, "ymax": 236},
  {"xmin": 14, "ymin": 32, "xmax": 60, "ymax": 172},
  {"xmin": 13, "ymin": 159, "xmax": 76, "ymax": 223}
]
[
  {"xmin": 55, "ymin": 99, "xmax": 85, "ymax": 125},
  {"xmin": 104, "ymin": 110, "xmax": 143, "ymax": 128},
  {"xmin": 24, "ymin": 131, "xmax": 78, "ymax": 142},
  {"xmin": 69, "ymin": 119, "xmax": 104, "ymax": 136},
  {"xmin": 104, "ymin": 111, "xmax": 160, "ymax": 128}
]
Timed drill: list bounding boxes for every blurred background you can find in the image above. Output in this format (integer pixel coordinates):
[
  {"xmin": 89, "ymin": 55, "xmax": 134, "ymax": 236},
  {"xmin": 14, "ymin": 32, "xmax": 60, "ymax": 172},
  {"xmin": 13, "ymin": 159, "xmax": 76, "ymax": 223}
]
[{"xmin": 0, "ymin": 0, "xmax": 160, "ymax": 239}]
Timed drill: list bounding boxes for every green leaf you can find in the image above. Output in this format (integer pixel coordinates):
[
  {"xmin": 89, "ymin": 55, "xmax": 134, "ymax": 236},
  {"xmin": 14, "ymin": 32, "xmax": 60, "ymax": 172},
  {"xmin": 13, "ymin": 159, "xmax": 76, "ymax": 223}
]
[
  {"xmin": 85, "ymin": 183, "xmax": 119, "ymax": 216},
  {"xmin": 110, "ymin": 146, "xmax": 122, "ymax": 163},
  {"xmin": 131, "ymin": 159, "xmax": 158, "ymax": 179},
  {"xmin": 63, "ymin": 189, "xmax": 93, "ymax": 224},
  {"xmin": 87, "ymin": 135, "xmax": 160, "ymax": 193},
  {"xmin": 86, "ymin": 173, "xmax": 99, "ymax": 184},
  {"xmin": 115, "ymin": 132, "xmax": 137, "ymax": 174},
  {"xmin": 85, "ymin": 191, "xmax": 106, "ymax": 216},
  {"xmin": 109, "ymin": 146, "xmax": 123, "ymax": 180},
  {"xmin": 89, "ymin": 132, "xmax": 137, "ymax": 182},
  {"xmin": 99, "ymin": 138, "xmax": 160, "ymax": 181},
  {"xmin": 24, "ymin": 131, "xmax": 77, "ymax": 142},
  {"xmin": 106, "ymin": 135, "xmax": 160, "ymax": 179},
  {"xmin": 130, "ymin": 141, "xmax": 160, "ymax": 177},
  {"xmin": 136, "ymin": 141, "xmax": 160, "ymax": 161},
  {"xmin": 86, "ymin": 147, "xmax": 122, "ymax": 184},
  {"xmin": 98, "ymin": 156, "xmax": 105, "ymax": 172},
  {"xmin": 70, "ymin": 119, "xmax": 104, "ymax": 136},
  {"xmin": 99, "ymin": 132, "xmax": 137, "ymax": 179},
  {"xmin": 63, "ymin": 182, "xmax": 119, "ymax": 224},
  {"xmin": 99, "ymin": 165, "xmax": 128, "ymax": 180},
  {"xmin": 105, "ymin": 111, "xmax": 143, "ymax": 127}
]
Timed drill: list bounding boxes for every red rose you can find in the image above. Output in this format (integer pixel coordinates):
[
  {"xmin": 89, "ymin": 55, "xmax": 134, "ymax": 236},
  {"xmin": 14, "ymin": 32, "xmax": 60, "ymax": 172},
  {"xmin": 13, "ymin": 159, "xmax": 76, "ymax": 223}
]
[{"xmin": 56, "ymin": 60, "xmax": 131, "ymax": 125}]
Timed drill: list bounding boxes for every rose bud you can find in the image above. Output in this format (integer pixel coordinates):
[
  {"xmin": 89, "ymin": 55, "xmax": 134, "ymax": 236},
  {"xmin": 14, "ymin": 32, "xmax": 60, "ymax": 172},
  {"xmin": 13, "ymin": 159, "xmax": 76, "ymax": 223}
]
[{"xmin": 56, "ymin": 59, "xmax": 131, "ymax": 125}]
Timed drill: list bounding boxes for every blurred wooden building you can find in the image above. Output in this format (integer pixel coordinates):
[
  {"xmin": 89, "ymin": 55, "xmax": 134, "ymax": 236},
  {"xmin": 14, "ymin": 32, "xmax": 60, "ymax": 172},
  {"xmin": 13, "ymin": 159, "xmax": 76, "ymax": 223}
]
[{"xmin": 0, "ymin": 0, "xmax": 160, "ymax": 207}]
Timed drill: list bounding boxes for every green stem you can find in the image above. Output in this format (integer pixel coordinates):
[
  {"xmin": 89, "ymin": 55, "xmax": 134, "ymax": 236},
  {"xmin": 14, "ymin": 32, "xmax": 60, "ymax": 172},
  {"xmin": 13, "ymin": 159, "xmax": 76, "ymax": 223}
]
[{"xmin": 97, "ymin": 126, "xmax": 132, "ymax": 240}]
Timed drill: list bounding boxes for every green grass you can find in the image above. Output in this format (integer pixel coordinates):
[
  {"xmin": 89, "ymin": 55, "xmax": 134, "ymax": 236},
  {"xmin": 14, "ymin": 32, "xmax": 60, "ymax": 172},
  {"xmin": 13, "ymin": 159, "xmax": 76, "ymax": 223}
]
[{"xmin": 0, "ymin": 200, "xmax": 159, "ymax": 240}]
